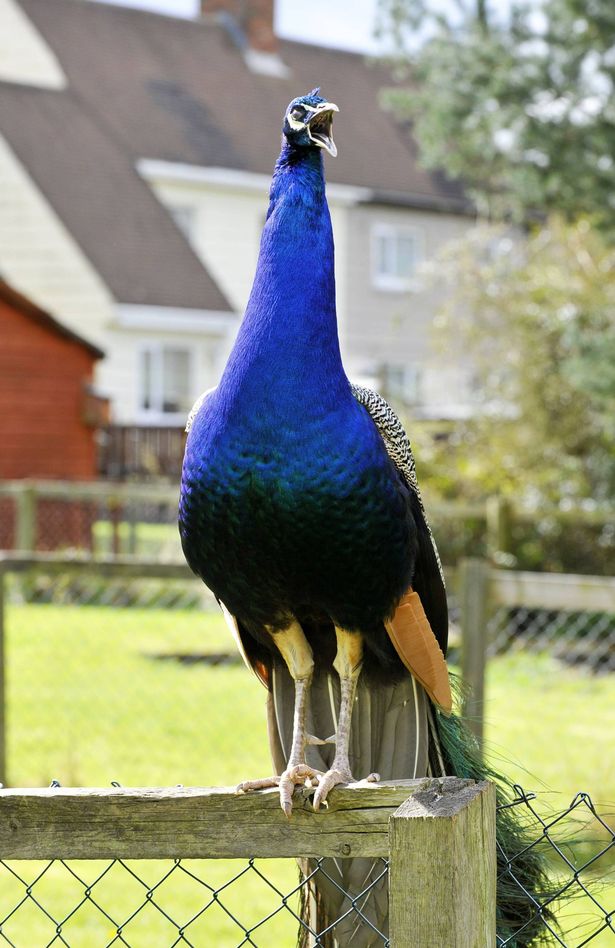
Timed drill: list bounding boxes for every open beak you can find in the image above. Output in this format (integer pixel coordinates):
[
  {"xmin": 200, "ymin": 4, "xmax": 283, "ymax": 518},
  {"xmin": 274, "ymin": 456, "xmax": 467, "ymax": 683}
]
[{"xmin": 307, "ymin": 101, "xmax": 339, "ymax": 157}]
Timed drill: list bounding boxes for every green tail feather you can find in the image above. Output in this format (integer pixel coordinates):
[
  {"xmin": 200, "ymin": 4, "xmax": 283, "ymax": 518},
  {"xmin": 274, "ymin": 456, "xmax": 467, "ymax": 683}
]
[{"xmin": 434, "ymin": 707, "xmax": 558, "ymax": 946}]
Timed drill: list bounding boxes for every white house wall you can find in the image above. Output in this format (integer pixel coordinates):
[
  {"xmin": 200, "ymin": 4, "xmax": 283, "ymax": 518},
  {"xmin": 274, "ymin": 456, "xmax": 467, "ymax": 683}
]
[
  {"xmin": 0, "ymin": 0, "xmax": 66, "ymax": 89},
  {"xmin": 343, "ymin": 203, "xmax": 472, "ymax": 411},
  {"xmin": 146, "ymin": 172, "xmax": 474, "ymax": 416},
  {"xmin": 344, "ymin": 203, "xmax": 469, "ymax": 365},
  {"xmin": 147, "ymin": 176, "xmax": 350, "ymax": 334},
  {"xmin": 151, "ymin": 178, "xmax": 264, "ymax": 313},
  {"xmin": 0, "ymin": 133, "xmax": 116, "ymax": 347},
  {"xmin": 97, "ymin": 327, "xmax": 232, "ymax": 425}
]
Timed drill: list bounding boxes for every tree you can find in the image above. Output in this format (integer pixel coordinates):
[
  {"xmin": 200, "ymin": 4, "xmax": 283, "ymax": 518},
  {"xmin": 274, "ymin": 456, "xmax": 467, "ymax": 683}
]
[
  {"xmin": 418, "ymin": 218, "xmax": 615, "ymax": 508},
  {"xmin": 377, "ymin": 0, "xmax": 615, "ymax": 226}
]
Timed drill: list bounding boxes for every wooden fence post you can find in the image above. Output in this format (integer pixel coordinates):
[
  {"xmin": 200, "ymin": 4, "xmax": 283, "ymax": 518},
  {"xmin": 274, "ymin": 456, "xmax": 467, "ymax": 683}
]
[
  {"xmin": 15, "ymin": 483, "xmax": 36, "ymax": 552},
  {"xmin": 389, "ymin": 778, "xmax": 496, "ymax": 947},
  {"xmin": 109, "ymin": 499, "xmax": 122, "ymax": 556},
  {"xmin": 459, "ymin": 557, "xmax": 490, "ymax": 743},
  {"xmin": 486, "ymin": 495, "xmax": 513, "ymax": 562}
]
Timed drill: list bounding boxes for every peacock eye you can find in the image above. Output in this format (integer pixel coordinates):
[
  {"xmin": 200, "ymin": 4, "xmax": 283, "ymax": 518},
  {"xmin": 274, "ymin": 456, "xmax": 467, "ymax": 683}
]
[{"xmin": 290, "ymin": 106, "xmax": 306, "ymax": 121}]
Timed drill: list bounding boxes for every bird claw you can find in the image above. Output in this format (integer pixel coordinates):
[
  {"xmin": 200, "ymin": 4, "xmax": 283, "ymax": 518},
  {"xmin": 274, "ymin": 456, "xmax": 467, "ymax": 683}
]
[
  {"xmin": 312, "ymin": 768, "xmax": 380, "ymax": 811},
  {"xmin": 237, "ymin": 767, "xmax": 381, "ymax": 815},
  {"xmin": 236, "ymin": 765, "xmax": 324, "ymax": 817},
  {"xmin": 279, "ymin": 764, "xmax": 323, "ymax": 816},
  {"xmin": 236, "ymin": 776, "xmax": 280, "ymax": 794},
  {"xmin": 312, "ymin": 767, "xmax": 352, "ymax": 811}
]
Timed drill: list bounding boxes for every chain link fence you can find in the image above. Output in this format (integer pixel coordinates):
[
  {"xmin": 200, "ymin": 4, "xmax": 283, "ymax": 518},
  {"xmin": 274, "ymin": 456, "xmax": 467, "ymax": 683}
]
[
  {"xmin": 2, "ymin": 567, "xmax": 259, "ymax": 790},
  {"xmin": 0, "ymin": 787, "xmax": 612, "ymax": 946},
  {"xmin": 0, "ymin": 483, "xmax": 181, "ymax": 560},
  {"xmin": 0, "ymin": 543, "xmax": 612, "ymax": 944},
  {"xmin": 489, "ymin": 604, "xmax": 615, "ymax": 673},
  {"xmin": 497, "ymin": 788, "xmax": 615, "ymax": 947},
  {"xmin": 451, "ymin": 559, "xmax": 615, "ymax": 749},
  {"xmin": 2, "ymin": 480, "xmax": 614, "ymax": 574},
  {"xmin": 0, "ymin": 854, "xmax": 308, "ymax": 947}
]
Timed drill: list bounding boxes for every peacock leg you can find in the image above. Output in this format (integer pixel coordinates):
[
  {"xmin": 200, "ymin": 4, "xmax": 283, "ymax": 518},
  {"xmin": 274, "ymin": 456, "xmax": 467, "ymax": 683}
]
[
  {"xmin": 237, "ymin": 619, "xmax": 323, "ymax": 816},
  {"xmin": 312, "ymin": 628, "xmax": 380, "ymax": 811}
]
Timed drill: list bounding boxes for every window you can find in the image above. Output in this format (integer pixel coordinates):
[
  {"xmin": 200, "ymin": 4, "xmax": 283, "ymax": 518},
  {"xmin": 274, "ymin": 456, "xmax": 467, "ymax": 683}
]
[
  {"xmin": 139, "ymin": 345, "xmax": 193, "ymax": 419},
  {"xmin": 382, "ymin": 364, "xmax": 423, "ymax": 406},
  {"xmin": 371, "ymin": 224, "xmax": 422, "ymax": 291}
]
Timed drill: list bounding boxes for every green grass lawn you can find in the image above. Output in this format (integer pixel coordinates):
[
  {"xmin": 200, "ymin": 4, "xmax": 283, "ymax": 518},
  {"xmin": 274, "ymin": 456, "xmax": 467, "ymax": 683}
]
[
  {"xmin": 93, "ymin": 521, "xmax": 182, "ymax": 561},
  {"xmin": 2, "ymin": 603, "xmax": 614, "ymax": 945},
  {"xmin": 7, "ymin": 604, "xmax": 268, "ymax": 788},
  {"xmin": 484, "ymin": 652, "xmax": 615, "ymax": 948},
  {"xmin": 4, "ymin": 604, "xmax": 299, "ymax": 945},
  {"xmin": 0, "ymin": 857, "xmax": 301, "ymax": 946},
  {"xmin": 485, "ymin": 651, "xmax": 615, "ymax": 808}
]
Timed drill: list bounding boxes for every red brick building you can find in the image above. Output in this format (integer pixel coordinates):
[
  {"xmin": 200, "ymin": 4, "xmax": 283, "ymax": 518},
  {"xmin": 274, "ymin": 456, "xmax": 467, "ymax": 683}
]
[{"xmin": 0, "ymin": 280, "xmax": 106, "ymax": 548}]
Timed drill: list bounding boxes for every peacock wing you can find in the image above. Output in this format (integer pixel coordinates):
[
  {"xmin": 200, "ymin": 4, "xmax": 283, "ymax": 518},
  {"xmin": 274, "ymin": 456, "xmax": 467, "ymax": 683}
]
[{"xmin": 351, "ymin": 384, "xmax": 452, "ymax": 713}]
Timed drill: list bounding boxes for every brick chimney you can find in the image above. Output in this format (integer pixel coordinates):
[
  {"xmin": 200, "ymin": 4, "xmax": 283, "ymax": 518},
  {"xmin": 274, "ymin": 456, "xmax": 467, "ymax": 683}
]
[
  {"xmin": 202, "ymin": 0, "xmax": 277, "ymax": 54},
  {"xmin": 202, "ymin": 0, "xmax": 289, "ymax": 77}
]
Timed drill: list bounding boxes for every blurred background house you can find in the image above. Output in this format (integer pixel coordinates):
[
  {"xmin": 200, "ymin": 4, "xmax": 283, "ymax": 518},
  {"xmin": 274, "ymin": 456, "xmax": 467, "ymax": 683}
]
[
  {"xmin": 0, "ymin": 278, "xmax": 106, "ymax": 546},
  {"xmin": 0, "ymin": 0, "xmax": 474, "ymax": 478},
  {"xmin": 0, "ymin": 277, "xmax": 106, "ymax": 482}
]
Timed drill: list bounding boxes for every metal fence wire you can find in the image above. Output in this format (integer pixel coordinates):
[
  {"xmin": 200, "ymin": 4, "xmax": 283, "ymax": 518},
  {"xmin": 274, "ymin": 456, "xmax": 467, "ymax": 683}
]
[
  {"xmin": 488, "ymin": 605, "xmax": 615, "ymax": 673},
  {"xmin": 0, "ymin": 788, "xmax": 612, "ymax": 947},
  {"xmin": 0, "ymin": 853, "xmax": 388, "ymax": 948},
  {"xmin": 497, "ymin": 787, "xmax": 615, "ymax": 947},
  {"xmin": 0, "ymin": 557, "xmax": 613, "ymax": 944},
  {"xmin": 0, "ymin": 488, "xmax": 182, "ymax": 560}
]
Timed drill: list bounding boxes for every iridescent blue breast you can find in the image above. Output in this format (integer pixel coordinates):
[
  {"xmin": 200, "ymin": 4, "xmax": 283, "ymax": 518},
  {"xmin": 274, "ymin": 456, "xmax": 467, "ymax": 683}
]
[{"xmin": 179, "ymin": 393, "xmax": 415, "ymax": 633}]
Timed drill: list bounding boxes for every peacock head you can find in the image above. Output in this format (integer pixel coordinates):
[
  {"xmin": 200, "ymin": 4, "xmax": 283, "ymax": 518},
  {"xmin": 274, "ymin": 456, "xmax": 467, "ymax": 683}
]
[{"xmin": 282, "ymin": 89, "xmax": 339, "ymax": 158}]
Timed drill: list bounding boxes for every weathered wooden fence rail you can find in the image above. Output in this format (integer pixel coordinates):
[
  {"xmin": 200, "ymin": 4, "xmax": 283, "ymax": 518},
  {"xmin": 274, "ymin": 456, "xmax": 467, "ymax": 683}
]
[{"xmin": 0, "ymin": 777, "xmax": 496, "ymax": 946}]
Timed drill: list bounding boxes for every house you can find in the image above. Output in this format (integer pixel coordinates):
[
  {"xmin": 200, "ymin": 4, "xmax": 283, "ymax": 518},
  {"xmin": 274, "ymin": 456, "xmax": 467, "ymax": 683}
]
[
  {"xmin": 0, "ymin": 0, "xmax": 475, "ymax": 476},
  {"xmin": 0, "ymin": 278, "xmax": 107, "ymax": 546}
]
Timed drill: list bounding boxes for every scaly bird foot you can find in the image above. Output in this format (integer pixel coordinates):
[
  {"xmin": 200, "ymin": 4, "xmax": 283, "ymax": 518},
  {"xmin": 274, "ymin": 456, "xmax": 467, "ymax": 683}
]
[
  {"xmin": 236, "ymin": 776, "xmax": 280, "ymax": 793},
  {"xmin": 236, "ymin": 764, "xmax": 324, "ymax": 817},
  {"xmin": 312, "ymin": 768, "xmax": 380, "ymax": 811}
]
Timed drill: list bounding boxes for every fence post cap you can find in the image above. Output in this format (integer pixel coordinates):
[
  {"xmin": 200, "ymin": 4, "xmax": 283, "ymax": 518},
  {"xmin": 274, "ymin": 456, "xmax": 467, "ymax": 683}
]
[{"xmin": 391, "ymin": 777, "xmax": 493, "ymax": 821}]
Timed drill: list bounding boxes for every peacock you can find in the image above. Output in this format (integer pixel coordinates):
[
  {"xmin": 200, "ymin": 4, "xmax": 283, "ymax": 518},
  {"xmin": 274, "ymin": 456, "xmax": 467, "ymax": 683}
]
[{"xmin": 179, "ymin": 89, "xmax": 551, "ymax": 946}]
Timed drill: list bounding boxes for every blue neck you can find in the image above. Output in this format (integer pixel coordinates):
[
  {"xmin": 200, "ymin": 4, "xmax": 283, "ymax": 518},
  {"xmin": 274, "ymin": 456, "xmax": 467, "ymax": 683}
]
[{"xmin": 218, "ymin": 142, "xmax": 346, "ymax": 412}]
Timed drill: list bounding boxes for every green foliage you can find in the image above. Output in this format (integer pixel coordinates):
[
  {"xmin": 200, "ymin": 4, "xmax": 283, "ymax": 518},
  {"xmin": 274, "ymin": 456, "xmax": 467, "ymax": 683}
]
[
  {"xmin": 376, "ymin": 1, "xmax": 615, "ymax": 565},
  {"xmin": 412, "ymin": 218, "xmax": 615, "ymax": 523},
  {"xmin": 378, "ymin": 0, "xmax": 615, "ymax": 226},
  {"xmin": 506, "ymin": 515, "xmax": 615, "ymax": 575}
]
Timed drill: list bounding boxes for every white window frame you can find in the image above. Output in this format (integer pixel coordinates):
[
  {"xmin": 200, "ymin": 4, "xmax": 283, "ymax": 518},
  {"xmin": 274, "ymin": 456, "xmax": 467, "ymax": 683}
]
[
  {"xmin": 371, "ymin": 223, "xmax": 423, "ymax": 292},
  {"xmin": 383, "ymin": 363, "xmax": 424, "ymax": 406},
  {"xmin": 136, "ymin": 342, "xmax": 195, "ymax": 425}
]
